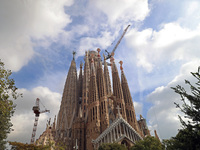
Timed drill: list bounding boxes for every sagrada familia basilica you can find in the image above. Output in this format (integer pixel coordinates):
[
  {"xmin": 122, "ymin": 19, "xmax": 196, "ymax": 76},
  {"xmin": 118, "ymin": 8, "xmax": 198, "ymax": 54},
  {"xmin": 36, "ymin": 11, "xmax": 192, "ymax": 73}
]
[{"xmin": 36, "ymin": 49, "xmax": 151, "ymax": 150}]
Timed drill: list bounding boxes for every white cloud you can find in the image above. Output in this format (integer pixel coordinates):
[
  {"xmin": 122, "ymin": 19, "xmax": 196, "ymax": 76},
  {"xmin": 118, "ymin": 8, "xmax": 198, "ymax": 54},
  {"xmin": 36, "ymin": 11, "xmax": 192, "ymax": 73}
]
[
  {"xmin": 77, "ymin": 31, "xmax": 115, "ymax": 57},
  {"xmin": 179, "ymin": 0, "xmax": 200, "ymax": 29},
  {"xmin": 0, "ymin": 0, "xmax": 73, "ymax": 72},
  {"xmin": 8, "ymin": 86, "xmax": 61, "ymax": 143},
  {"xmin": 125, "ymin": 22, "xmax": 200, "ymax": 72},
  {"xmin": 92, "ymin": 0, "xmax": 150, "ymax": 24},
  {"xmin": 64, "ymin": 0, "xmax": 151, "ymax": 58},
  {"xmin": 133, "ymin": 101, "xmax": 143, "ymax": 117},
  {"xmin": 147, "ymin": 61, "xmax": 200, "ymax": 140}
]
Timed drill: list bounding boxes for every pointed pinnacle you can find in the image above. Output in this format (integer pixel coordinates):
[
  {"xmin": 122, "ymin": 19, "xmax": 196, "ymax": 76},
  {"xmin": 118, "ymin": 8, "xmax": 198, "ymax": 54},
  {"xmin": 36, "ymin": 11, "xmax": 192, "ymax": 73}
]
[
  {"xmin": 73, "ymin": 51, "xmax": 76, "ymax": 60},
  {"xmin": 119, "ymin": 61, "xmax": 123, "ymax": 71},
  {"xmin": 80, "ymin": 61, "xmax": 83, "ymax": 68},
  {"xmin": 97, "ymin": 48, "xmax": 101, "ymax": 57}
]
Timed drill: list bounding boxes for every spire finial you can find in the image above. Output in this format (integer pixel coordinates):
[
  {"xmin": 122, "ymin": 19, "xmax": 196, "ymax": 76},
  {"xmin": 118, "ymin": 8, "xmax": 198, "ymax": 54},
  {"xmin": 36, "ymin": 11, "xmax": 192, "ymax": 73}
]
[
  {"xmin": 119, "ymin": 61, "xmax": 123, "ymax": 71},
  {"xmin": 97, "ymin": 48, "xmax": 101, "ymax": 57},
  {"xmin": 73, "ymin": 51, "xmax": 76, "ymax": 60},
  {"xmin": 91, "ymin": 53, "xmax": 94, "ymax": 63},
  {"xmin": 103, "ymin": 53, "xmax": 106, "ymax": 60},
  {"xmin": 110, "ymin": 56, "xmax": 114, "ymax": 64},
  {"xmin": 80, "ymin": 61, "xmax": 83, "ymax": 68}
]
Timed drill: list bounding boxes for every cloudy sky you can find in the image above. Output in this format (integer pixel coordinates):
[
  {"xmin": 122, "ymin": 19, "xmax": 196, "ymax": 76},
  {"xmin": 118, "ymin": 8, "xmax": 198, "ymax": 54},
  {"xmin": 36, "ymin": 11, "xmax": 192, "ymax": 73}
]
[{"xmin": 1, "ymin": 0, "xmax": 200, "ymax": 144}]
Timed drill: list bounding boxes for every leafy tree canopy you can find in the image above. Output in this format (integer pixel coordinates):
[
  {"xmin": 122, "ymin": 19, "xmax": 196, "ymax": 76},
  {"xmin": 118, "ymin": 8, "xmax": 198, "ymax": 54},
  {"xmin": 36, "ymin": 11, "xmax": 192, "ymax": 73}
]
[
  {"xmin": 9, "ymin": 141, "xmax": 50, "ymax": 150},
  {"xmin": 98, "ymin": 143, "xmax": 127, "ymax": 150},
  {"xmin": 0, "ymin": 60, "xmax": 22, "ymax": 149},
  {"xmin": 130, "ymin": 136, "xmax": 163, "ymax": 150},
  {"xmin": 9, "ymin": 141, "xmax": 67, "ymax": 150},
  {"xmin": 164, "ymin": 67, "xmax": 200, "ymax": 150}
]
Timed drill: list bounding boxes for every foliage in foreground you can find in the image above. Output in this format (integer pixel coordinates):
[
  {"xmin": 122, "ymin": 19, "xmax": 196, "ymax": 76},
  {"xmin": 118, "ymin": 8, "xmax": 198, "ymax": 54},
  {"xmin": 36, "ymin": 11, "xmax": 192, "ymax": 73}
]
[
  {"xmin": 9, "ymin": 141, "xmax": 67, "ymax": 150},
  {"xmin": 98, "ymin": 143, "xmax": 127, "ymax": 150},
  {"xmin": 163, "ymin": 67, "xmax": 200, "ymax": 150},
  {"xmin": 9, "ymin": 141, "xmax": 50, "ymax": 150},
  {"xmin": 130, "ymin": 136, "xmax": 163, "ymax": 150},
  {"xmin": 0, "ymin": 60, "xmax": 22, "ymax": 149}
]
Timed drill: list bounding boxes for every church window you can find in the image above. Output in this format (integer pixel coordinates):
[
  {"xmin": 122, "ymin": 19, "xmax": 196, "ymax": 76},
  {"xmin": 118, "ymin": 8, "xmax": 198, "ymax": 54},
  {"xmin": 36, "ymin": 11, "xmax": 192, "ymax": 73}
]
[
  {"xmin": 93, "ymin": 107, "xmax": 95, "ymax": 120},
  {"xmin": 126, "ymin": 110, "xmax": 129, "ymax": 117},
  {"xmin": 95, "ymin": 106, "xmax": 97, "ymax": 119},
  {"xmin": 101, "ymin": 102, "xmax": 103, "ymax": 114},
  {"xmin": 91, "ymin": 110, "xmax": 92, "ymax": 122},
  {"xmin": 100, "ymin": 108, "xmax": 101, "ymax": 117},
  {"xmin": 130, "ymin": 110, "xmax": 132, "ymax": 118}
]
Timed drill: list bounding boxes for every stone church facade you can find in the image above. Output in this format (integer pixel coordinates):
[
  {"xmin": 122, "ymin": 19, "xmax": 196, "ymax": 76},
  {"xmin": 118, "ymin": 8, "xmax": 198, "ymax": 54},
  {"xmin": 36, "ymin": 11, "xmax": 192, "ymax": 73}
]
[{"xmin": 55, "ymin": 49, "xmax": 150, "ymax": 150}]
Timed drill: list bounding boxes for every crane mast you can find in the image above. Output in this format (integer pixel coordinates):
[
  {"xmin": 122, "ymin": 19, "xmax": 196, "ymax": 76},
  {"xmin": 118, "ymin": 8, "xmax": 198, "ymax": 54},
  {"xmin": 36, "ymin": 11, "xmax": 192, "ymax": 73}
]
[
  {"xmin": 105, "ymin": 25, "xmax": 130, "ymax": 60},
  {"xmin": 30, "ymin": 98, "xmax": 50, "ymax": 144}
]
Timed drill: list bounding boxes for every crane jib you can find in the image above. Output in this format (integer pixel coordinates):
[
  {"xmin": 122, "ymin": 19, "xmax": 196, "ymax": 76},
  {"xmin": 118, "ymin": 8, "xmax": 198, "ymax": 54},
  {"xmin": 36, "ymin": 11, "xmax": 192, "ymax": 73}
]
[{"xmin": 105, "ymin": 25, "xmax": 130, "ymax": 60}]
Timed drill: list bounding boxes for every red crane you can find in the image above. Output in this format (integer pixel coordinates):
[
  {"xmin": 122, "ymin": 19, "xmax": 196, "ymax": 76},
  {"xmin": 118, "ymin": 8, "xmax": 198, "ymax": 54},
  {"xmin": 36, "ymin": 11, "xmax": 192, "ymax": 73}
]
[{"xmin": 30, "ymin": 98, "xmax": 50, "ymax": 144}]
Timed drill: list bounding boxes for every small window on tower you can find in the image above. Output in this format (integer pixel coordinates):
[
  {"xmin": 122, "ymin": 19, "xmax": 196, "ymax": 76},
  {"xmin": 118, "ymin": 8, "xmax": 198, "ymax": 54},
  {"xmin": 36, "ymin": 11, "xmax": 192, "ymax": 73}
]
[{"xmin": 109, "ymin": 119, "xmax": 113, "ymax": 124}]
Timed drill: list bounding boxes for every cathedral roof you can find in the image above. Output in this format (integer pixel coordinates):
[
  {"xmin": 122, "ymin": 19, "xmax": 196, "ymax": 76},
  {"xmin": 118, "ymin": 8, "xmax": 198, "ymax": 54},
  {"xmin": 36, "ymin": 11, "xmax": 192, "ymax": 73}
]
[{"xmin": 92, "ymin": 115, "xmax": 142, "ymax": 148}]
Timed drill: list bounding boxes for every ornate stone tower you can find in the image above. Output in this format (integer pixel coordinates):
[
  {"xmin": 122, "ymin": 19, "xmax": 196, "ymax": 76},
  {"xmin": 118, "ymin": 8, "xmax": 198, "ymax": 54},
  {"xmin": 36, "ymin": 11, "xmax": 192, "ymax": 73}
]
[
  {"xmin": 96, "ymin": 49, "xmax": 109, "ymax": 133},
  {"xmin": 86, "ymin": 54, "xmax": 100, "ymax": 150},
  {"xmin": 120, "ymin": 61, "xmax": 141, "ymax": 134},
  {"xmin": 54, "ymin": 49, "xmax": 150, "ymax": 150},
  {"xmin": 110, "ymin": 56, "xmax": 127, "ymax": 120},
  {"xmin": 56, "ymin": 53, "xmax": 77, "ymax": 148},
  {"xmin": 82, "ymin": 51, "xmax": 90, "ymax": 120}
]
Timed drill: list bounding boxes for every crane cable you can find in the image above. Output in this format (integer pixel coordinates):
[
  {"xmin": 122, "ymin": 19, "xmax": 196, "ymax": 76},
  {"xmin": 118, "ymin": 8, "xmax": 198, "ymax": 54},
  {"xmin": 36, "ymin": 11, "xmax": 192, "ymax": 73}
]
[{"xmin": 39, "ymin": 99, "xmax": 47, "ymax": 110}]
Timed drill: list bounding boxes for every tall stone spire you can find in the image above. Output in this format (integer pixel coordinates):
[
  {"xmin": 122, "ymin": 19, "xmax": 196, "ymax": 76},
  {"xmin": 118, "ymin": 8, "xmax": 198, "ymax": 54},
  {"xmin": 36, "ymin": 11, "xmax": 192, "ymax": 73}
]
[
  {"xmin": 103, "ymin": 54, "xmax": 112, "ymax": 96},
  {"xmin": 78, "ymin": 62, "xmax": 83, "ymax": 98},
  {"xmin": 76, "ymin": 62, "xmax": 83, "ymax": 116},
  {"xmin": 82, "ymin": 51, "xmax": 90, "ymax": 120},
  {"xmin": 87, "ymin": 54, "xmax": 100, "ymax": 150},
  {"xmin": 56, "ymin": 52, "xmax": 77, "ymax": 148},
  {"xmin": 96, "ymin": 48, "xmax": 109, "ymax": 132},
  {"xmin": 120, "ymin": 61, "xmax": 140, "ymax": 132},
  {"xmin": 110, "ymin": 56, "xmax": 127, "ymax": 120}
]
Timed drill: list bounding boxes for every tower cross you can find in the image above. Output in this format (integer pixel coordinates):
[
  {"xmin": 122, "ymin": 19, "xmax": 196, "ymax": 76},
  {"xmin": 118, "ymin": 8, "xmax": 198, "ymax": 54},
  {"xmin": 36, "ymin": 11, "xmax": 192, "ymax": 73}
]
[
  {"xmin": 116, "ymin": 105, "xmax": 121, "ymax": 118},
  {"xmin": 73, "ymin": 51, "xmax": 76, "ymax": 60}
]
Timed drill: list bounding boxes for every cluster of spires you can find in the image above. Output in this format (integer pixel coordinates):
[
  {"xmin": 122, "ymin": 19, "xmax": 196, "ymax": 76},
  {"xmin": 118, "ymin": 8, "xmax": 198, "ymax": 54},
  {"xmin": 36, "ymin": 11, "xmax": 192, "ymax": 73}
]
[{"xmin": 55, "ymin": 48, "xmax": 148, "ymax": 149}]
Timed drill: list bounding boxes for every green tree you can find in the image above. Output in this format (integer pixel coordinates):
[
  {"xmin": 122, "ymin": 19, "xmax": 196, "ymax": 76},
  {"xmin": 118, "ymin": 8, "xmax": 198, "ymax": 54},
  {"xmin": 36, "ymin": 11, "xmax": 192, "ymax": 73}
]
[
  {"xmin": 130, "ymin": 136, "xmax": 163, "ymax": 150},
  {"xmin": 0, "ymin": 60, "xmax": 22, "ymax": 149},
  {"xmin": 9, "ymin": 141, "xmax": 66, "ymax": 150},
  {"xmin": 98, "ymin": 143, "xmax": 127, "ymax": 150},
  {"xmin": 164, "ymin": 67, "xmax": 200, "ymax": 150},
  {"xmin": 9, "ymin": 141, "xmax": 50, "ymax": 150}
]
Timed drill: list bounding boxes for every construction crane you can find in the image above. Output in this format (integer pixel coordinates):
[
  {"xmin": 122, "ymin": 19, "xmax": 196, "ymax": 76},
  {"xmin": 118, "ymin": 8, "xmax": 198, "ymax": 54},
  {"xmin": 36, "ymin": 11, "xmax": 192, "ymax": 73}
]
[
  {"xmin": 30, "ymin": 98, "xmax": 50, "ymax": 144},
  {"xmin": 105, "ymin": 25, "xmax": 130, "ymax": 60}
]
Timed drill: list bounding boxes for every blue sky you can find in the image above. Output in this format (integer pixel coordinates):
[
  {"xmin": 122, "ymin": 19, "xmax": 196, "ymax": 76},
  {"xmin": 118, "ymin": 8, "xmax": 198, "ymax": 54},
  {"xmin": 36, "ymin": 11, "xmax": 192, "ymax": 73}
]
[{"xmin": 1, "ymin": 0, "xmax": 200, "ymax": 143}]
